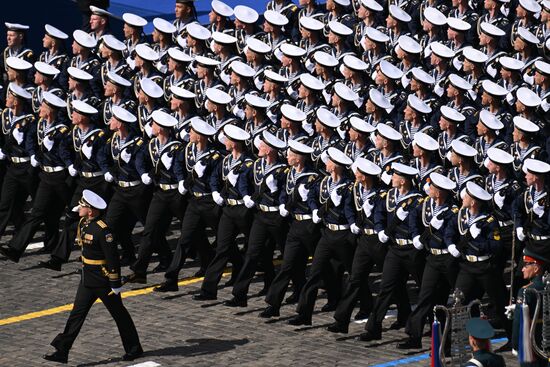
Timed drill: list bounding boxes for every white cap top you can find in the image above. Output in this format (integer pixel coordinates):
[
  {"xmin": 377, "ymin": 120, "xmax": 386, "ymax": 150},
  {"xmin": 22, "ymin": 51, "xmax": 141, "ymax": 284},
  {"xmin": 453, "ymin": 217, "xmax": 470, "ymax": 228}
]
[
  {"xmin": 152, "ymin": 110, "xmax": 178, "ymax": 128},
  {"xmin": 71, "ymin": 100, "xmax": 98, "ymax": 115},
  {"xmin": 365, "ymin": 27, "xmax": 389, "ymax": 43},
  {"xmin": 42, "ymin": 91, "xmax": 67, "ymax": 109},
  {"xmin": 73, "ymin": 29, "xmax": 97, "ymax": 48},
  {"xmin": 480, "ymin": 22, "xmax": 505, "ymax": 37},
  {"xmin": 6, "ymin": 57, "xmax": 31, "ymax": 71},
  {"xmin": 264, "ymin": 10, "xmax": 288, "ymax": 26},
  {"xmin": 328, "ymin": 21, "xmax": 353, "ymax": 36},
  {"xmin": 168, "ymin": 47, "xmax": 193, "ymax": 63},
  {"xmin": 462, "ymin": 47, "xmax": 488, "ymax": 63},
  {"xmin": 379, "ymin": 60, "xmax": 403, "ymax": 79},
  {"xmin": 407, "ymin": 94, "xmax": 431, "ymax": 114},
  {"xmin": 112, "ymin": 105, "xmax": 137, "ymax": 123},
  {"xmin": 191, "ymin": 117, "xmax": 217, "ymax": 135},
  {"xmin": 430, "ymin": 172, "xmax": 456, "ymax": 191},
  {"xmin": 350, "ymin": 116, "xmax": 376, "ymax": 133},
  {"xmin": 187, "ymin": 23, "xmax": 211, "ymax": 40},
  {"xmin": 206, "ymin": 88, "xmax": 232, "ymax": 104},
  {"xmin": 280, "ymin": 43, "xmax": 307, "ymax": 57},
  {"xmin": 523, "ymin": 158, "xmax": 550, "ymax": 174},
  {"xmin": 343, "ymin": 54, "xmax": 368, "ymax": 71},
  {"xmin": 451, "ymin": 140, "xmax": 477, "ymax": 157},
  {"xmin": 543, "ymin": 0, "xmax": 550, "ymax": 10},
  {"xmin": 486, "ymin": 147, "xmax": 513, "ymax": 165},
  {"xmin": 299, "ymin": 73, "xmax": 325, "ymax": 91},
  {"xmin": 44, "ymin": 24, "xmax": 68, "ymax": 40},
  {"xmin": 334, "ymin": 0, "xmax": 351, "ymax": 6},
  {"xmin": 34, "ymin": 61, "xmax": 60, "ymax": 76},
  {"xmin": 448, "ymin": 73, "xmax": 472, "ymax": 90},
  {"xmin": 8, "ymin": 83, "xmax": 31, "ymax": 99},
  {"xmin": 245, "ymin": 93, "xmax": 270, "ymax": 109},
  {"xmin": 369, "ymin": 88, "xmax": 392, "ymax": 109},
  {"xmin": 465, "ymin": 181, "xmax": 492, "ymax": 201},
  {"xmin": 479, "ymin": 110, "xmax": 504, "ymax": 130},
  {"xmin": 440, "ymin": 105, "xmax": 465, "ymax": 123},
  {"xmin": 5, "ymin": 22, "xmax": 29, "ymax": 31},
  {"xmin": 195, "ymin": 55, "xmax": 220, "ymax": 67},
  {"xmin": 517, "ymin": 86, "xmax": 542, "ymax": 107},
  {"xmin": 397, "ymin": 35, "xmax": 422, "ymax": 54},
  {"xmin": 89, "ymin": 5, "xmax": 112, "ymax": 17},
  {"xmin": 517, "ymin": 26, "xmax": 539, "ymax": 44},
  {"xmin": 230, "ymin": 60, "xmax": 255, "ymax": 77},
  {"xmin": 123, "ymin": 13, "xmax": 147, "ymax": 27},
  {"xmin": 355, "ymin": 157, "xmax": 382, "ymax": 175},
  {"xmin": 327, "ymin": 147, "xmax": 353, "ymax": 166},
  {"xmin": 447, "ymin": 17, "xmax": 471, "ymax": 31},
  {"xmin": 316, "ymin": 107, "xmax": 340, "ymax": 128},
  {"xmin": 499, "ymin": 56, "xmax": 525, "ymax": 70},
  {"xmin": 153, "ymin": 17, "xmax": 177, "ymax": 34},
  {"xmin": 389, "ymin": 5, "xmax": 411, "ymax": 22},
  {"xmin": 424, "ymin": 7, "xmax": 446, "ymax": 25},
  {"xmin": 299, "ymin": 16, "xmax": 324, "ymax": 31},
  {"xmin": 67, "ymin": 66, "xmax": 93, "ymax": 81},
  {"xmin": 234, "ymin": 5, "xmax": 259, "ymax": 23},
  {"xmin": 391, "ymin": 162, "xmax": 417, "ymax": 177},
  {"xmin": 246, "ymin": 37, "xmax": 271, "ymax": 54},
  {"xmin": 261, "ymin": 130, "xmax": 286, "ymax": 149},
  {"xmin": 224, "ymin": 124, "xmax": 250, "ymax": 141},
  {"xmin": 135, "ymin": 43, "xmax": 159, "ymax": 61},
  {"xmin": 212, "ymin": 31, "xmax": 237, "ymax": 44},
  {"xmin": 413, "ymin": 131, "xmax": 438, "ymax": 151},
  {"xmin": 513, "ymin": 116, "xmax": 540, "ymax": 133},
  {"xmin": 288, "ymin": 139, "xmax": 314, "ymax": 154},
  {"xmin": 211, "ymin": 0, "xmax": 233, "ymax": 17},
  {"xmin": 264, "ymin": 69, "xmax": 288, "ymax": 83},
  {"xmin": 535, "ymin": 60, "xmax": 550, "ymax": 75},
  {"xmin": 519, "ymin": 0, "xmax": 542, "ymax": 12},
  {"xmin": 170, "ymin": 85, "xmax": 195, "ymax": 99},
  {"xmin": 430, "ymin": 41, "xmax": 455, "ymax": 58},
  {"xmin": 81, "ymin": 189, "xmax": 107, "ymax": 210},
  {"xmin": 409, "ymin": 67, "xmax": 434, "ymax": 84},
  {"xmin": 334, "ymin": 82, "xmax": 358, "ymax": 102},
  {"xmin": 102, "ymin": 34, "xmax": 126, "ymax": 52},
  {"xmin": 140, "ymin": 77, "xmax": 164, "ymax": 99},
  {"xmin": 281, "ymin": 104, "xmax": 307, "ymax": 121},
  {"xmin": 360, "ymin": 0, "xmax": 383, "ymax": 11},
  {"xmin": 313, "ymin": 51, "xmax": 338, "ymax": 67},
  {"xmin": 481, "ymin": 80, "xmax": 508, "ymax": 97},
  {"xmin": 377, "ymin": 123, "xmax": 402, "ymax": 141}
]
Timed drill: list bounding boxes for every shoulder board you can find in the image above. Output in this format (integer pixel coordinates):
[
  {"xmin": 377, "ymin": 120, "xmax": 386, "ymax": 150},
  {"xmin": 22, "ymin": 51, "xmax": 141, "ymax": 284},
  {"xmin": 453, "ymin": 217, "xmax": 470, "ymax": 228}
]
[
  {"xmin": 98, "ymin": 131, "xmax": 104, "ymax": 137},
  {"xmin": 97, "ymin": 220, "xmax": 107, "ymax": 228},
  {"xmin": 212, "ymin": 153, "xmax": 220, "ymax": 160},
  {"xmin": 245, "ymin": 161, "xmax": 253, "ymax": 167},
  {"xmin": 486, "ymin": 216, "xmax": 494, "ymax": 223},
  {"xmin": 451, "ymin": 207, "xmax": 459, "ymax": 214},
  {"xmin": 60, "ymin": 126, "xmax": 68, "ymax": 133},
  {"xmin": 380, "ymin": 191, "xmax": 388, "ymax": 198},
  {"xmin": 136, "ymin": 138, "xmax": 143, "ymax": 146}
]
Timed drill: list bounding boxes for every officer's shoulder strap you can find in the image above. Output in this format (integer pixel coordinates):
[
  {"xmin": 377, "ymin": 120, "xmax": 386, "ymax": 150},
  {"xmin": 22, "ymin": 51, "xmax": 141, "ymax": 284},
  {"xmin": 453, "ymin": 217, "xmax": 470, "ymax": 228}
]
[{"xmin": 96, "ymin": 220, "xmax": 108, "ymax": 229}]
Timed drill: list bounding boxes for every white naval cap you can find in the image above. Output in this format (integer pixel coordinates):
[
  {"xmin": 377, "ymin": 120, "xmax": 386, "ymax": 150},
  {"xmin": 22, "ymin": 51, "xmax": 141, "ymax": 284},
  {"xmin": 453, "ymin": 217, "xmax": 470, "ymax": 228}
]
[
  {"xmin": 328, "ymin": 21, "xmax": 353, "ymax": 36},
  {"xmin": 170, "ymin": 85, "xmax": 195, "ymax": 99},
  {"xmin": 446, "ymin": 17, "xmax": 471, "ymax": 31},
  {"xmin": 81, "ymin": 189, "xmax": 107, "ymax": 210},
  {"xmin": 481, "ymin": 80, "xmax": 508, "ymax": 97},
  {"xmin": 234, "ymin": 5, "xmax": 259, "ymax": 24},
  {"xmin": 517, "ymin": 26, "xmax": 539, "ymax": 44},
  {"xmin": 246, "ymin": 37, "xmax": 271, "ymax": 54},
  {"xmin": 479, "ymin": 110, "xmax": 504, "ymax": 130},
  {"xmin": 448, "ymin": 73, "xmax": 472, "ymax": 90},
  {"xmin": 191, "ymin": 117, "xmax": 217, "ymax": 136},
  {"xmin": 499, "ymin": 56, "xmax": 525, "ymax": 70},
  {"xmin": 430, "ymin": 172, "xmax": 456, "ymax": 191},
  {"xmin": 543, "ymin": 0, "xmax": 550, "ymax": 11},
  {"xmin": 314, "ymin": 51, "xmax": 338, "ymax": 67},
  {"xmin": 360, "ymin": 0, "xmax": 383, "ymax": 11},
  {"xmin": 230, "ymin": 60, "xmax": 255, "ymax": 77},
  {"xmin": 288, "ymin": 139, "xmax": 314, "ymax": 155},
  {"xmin": 440, "ymin": 105, "xmax": 466, "ymax": 123},
  {"xmin": 186, "ymin": 23, "xmax": 212, "ymax": 40},
  {"xmin": 462, "ymin": 47, "xmax": 488, "ymax": 63},
  {"xmin": 451, "ymin": 140, "xmax": 476, "ymax": 157},
  {"xmin": 89, "ymin": 5, "xmax": 112, "ymax": 17},
  {"xmin": 42, "ymin": 91, "xmax": 67, "ymax": 109},
  {"xmin": 379, "ymin": 60, "xmax": 403, "ymax": 79},
  {"xmin": 430, "ymin": 41, "xmax": 455, "ymax": 58},
  {"xmin": 194, "ymin": 55, "xmax": 220, "ymax": 67},
  {"xmin": 6, "ymin": 57, "xmax": 32, "ymax": 71},
  {"xmin": 397, "ymin": 35, "xmax": 422, "ymax": 54},
  {"xmin": 316, "ymin": 107, "xmax": 340, "ymax": 128},
  {"xmin": 355, "ymin": 157, "xmax": 382, "ymax": 176},
  {"xmin": 343, "ymin": 55, "xmax": 368, "ymax": 71},
  {"xmin": 299, "ymin": 16, "xmax": 324, "ymax": 31},
  {"xmin": 67, "ymin": 66, "xmax": 93, "ymax": 81},
  {"xmin": 71, "ymin": 99, "xmax": 98, "ymax": 116},
  {"xmin": 465, "ymin": 181, "xmax": 492, "ymax": 201},
  {"xmin": 535, "ymin": 60, "xmax": 550, "ymax": 75},
  {"xmin": 264, "ymin": 10, "xmax": 289, "ymax": 26},
  {"xmin": 280, "ymin": 43, "xmax": 307, "ymax": 57},
  {"xmin": 135, "ymin": 43, "xmax": 159, "ymax": 61},
  {"xmin": 153, "ymin": 17, "xmax": 177, "ymax": 34},
  {"xmin": 377, "ymin": 123, "xmax": 402, "ymax": 141},
  {"xmin": 264, "ymin": 69, "xmax": 288, "ymax": 83},
  {"xmin": 281, "ymin": 104, "xmax": 307, "ymax": 122},
  {"xmin": 8, "ymin": 83, "xmax": 31, "ymax": 99},
  {"xmin": 519, "ymin": 0, "xmax": 542, "ymax": 12},
  {"xmin": 299, "ymin": 73, "xmax": 325, "ymax": 91},
  {"xmin": 517, "ymin": 86, "xmax": 542, "ymax": 107},
  {"xmin": 73, "ymin": 29, "xmax": 97, "ymax": 49},
  {"xmin": 407, "ymin": 94, "xmax": 432, "ymax": 114},
  {"xmin": 5, "ymin": 22, "xmax": 29, "ymax": 31},
  {"xmin": 513, "ymin": 116, "xmax": 540, "ymax": 133},
  {"xmin": 424, "ymin": 7, "xmax": 446, "ymax": 25},
  {"xmin": 245, "ymin": 93, "xmax": 270, "ymax": 109},
  {"xmin": 409, "ymin": 67, "xmax": 435, "ymax": 84},
  {"xmin": 327, "ymin": 147, "xmax": 353, "ymax": 166},
  {"xmin": 334, "ymin": 82, "xmax": 358, "ymax": 102},
  {"xmin": 112, "ymin": 105, "xmax": 137, "ymax": 124},
  {"xmin": 486, "ymin": 147, "xmax": 513, "ymax": 165},
  {"xmin": 479, "ymin": 22, "xmax": 505, "ymax": 37},
  {"xmin": 391, "ymin": 162, "xmax": 417, "ymax": 178},
  {"xmin": 224, "ymin": 124, "xmax": 250, "ymax": 141},
  {"xmin": 368, "ymin": 88, "xmax": 392, "ymax": 109},
  {"xmin": 211, "ymin": 0, "xmax": 233, "ymax": 17},
  {"xmin": 350, "ymin": 116, "xmax": 376, "ymax": 134},
  {"xmin": 212, "ymin": 31, "xmax": 237, "ymax": 44},
  {"xmin": 365, "ymin": 27, "xmax": 390, "ymax": 43},
  {"xmin": 334, "ymin": 0, "xmax": 351, "ymax": 6},
  {"xmin": 140, "ymin": 77, "xmax": 164, "ymax": 99},
  {"xmin": 522, "ymin": 158, "xmax": 550, "ymax": 175},
  {"xmin": 44, "ymin": 24, "xmax": 68, "ymax": 40},
  {"xmin": 122, "ymin": 13, "xmax": 148, "ymax": 27},
  {"xmin": 412, "ymin": 131, "xmax": 438, "ymax": 151},
  {"xmin": 102, "ymin": 34, "xmax": 126, "ymax": 52},
  {"xmin": 168, "ymin": 47, "xmax": 193, "ymax": 63},
  {"xmin": 152, "ymin": 110, "xmax": 178, "ymax": 128},
  {"xmin": 261, "ymin": 130, "xmax": 286, "ymax": 149},
  {"xmin": 389, "ymin": 5, "xmax": 411, "ymax": 22},
  {"xmin": 206, "ymin": 87, "xmax": 232, "ymax": 104},
  {"xmin": 34, "ymin": 61, "xmax": 60, "ymax": 77}
]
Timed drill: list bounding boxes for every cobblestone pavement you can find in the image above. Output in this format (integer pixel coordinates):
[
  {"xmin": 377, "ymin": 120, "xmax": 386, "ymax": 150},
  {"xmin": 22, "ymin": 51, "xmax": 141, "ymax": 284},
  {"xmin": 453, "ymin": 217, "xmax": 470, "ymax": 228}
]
[{"xmin": 0, "ymin": 229, "xmax": 518, "ymax": 367}]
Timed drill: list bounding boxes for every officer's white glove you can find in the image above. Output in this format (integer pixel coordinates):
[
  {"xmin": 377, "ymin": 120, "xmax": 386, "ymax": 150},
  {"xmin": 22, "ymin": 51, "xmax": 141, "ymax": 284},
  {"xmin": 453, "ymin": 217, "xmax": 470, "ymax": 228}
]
[
  {"xmin": 104, "ymin": 172, "xmax": 114, "ymax": 183},
  {"xmin": 212, "ymin": 191, "xmax": 223, "ymax": 206},
  {"xmin": 30, "ymin": 154, "xmax": 39, "ymax": 167},
  {"xmin": 243, "ymin": 195, "xmax": 255, "ymax": 209},
  {"xmin": 43, "ymin": 135, "xmax": 54, "ymax": 151},
  {"xmin": 178, "ymin": 180, "xmax": 187, "ymax": 195},
  {"xmin": 312, "ymin": 209, "xmax": 321, "ymax": 224},
  {"xmin": 194, "ymin": 160, "xmax": 207, "ymax": 178},
  {"xmin": 12, "ymin": 127, "xmax": 24, "ymax": 144},
  {"xmin": 381, "ymin": 171, "xmax": 392, "ymax": 185},
  {"xmin": 505, "ymin": 304, "xmax": 516, "ymax": 320},
  {"xmin": 350, "ymin": 223, "xmax": 360, "ymax": 235},
  {"xmin": 120, "ymin": 148, "xmax": 131, "ymax": 163},
  {"xmin": 0, "ymin": 149, "xmax": 6, "ymax": 160},
  {"xmin": 320, "ymin": 150, "xmax": 329, "ymax": 164},
  {"xmin": 141, "ymin": 173, "xmax": 152, "ymax": 185},
  {"xmin": 68, "ymin": 164, "xmax": 78, "ymax": 177},
  {"xmin": 330, "ymin": 189, "xmax": 341, "ymax": 207},
  {"xmin": 265, "ymin": 174, "xmax": 277, "ymax": 193},
  {"xmin": 494, "ymin": 191, "xmax": 505, "ymax": 209},
  {"xmin": 227, "ymin": 170, "xmax": 238, "ymax": 186},
  {"xmin": 413, "ymin": 235, "xmax": 423, "ymax": 250},
  {"xmin": 430, "ymin": 215, "xmax": 444, "ymax": 230},
  {"xmin": 298, "ymin": 184, "xmax": 309, "ymax": 202},
  {"xmin": 111, "ymin": 287, "xmax": 123, "ymax": 295},
  {"xmin": 279, "ymin": 204, "xmax": 289, "ymax": 217},
  {"xmin": 81, "ymin": 144, "xmax": 92, "ymax": 159},
  {"xmin": 469, "ymin": 223, "xmax": 481, "ymax": 239},
  {"xmin": 396, "ymin": 207, "xmax": 409, "ymax": 221},
  {"xmin": 517, "ymin": 227, "xmax": 526, "ymax": 241},
  {"xmin": 362, "ymin": 200, "xmax": 374, "ymax": 218},
  {"xmin": 378, "ymin": 230, "xmax": 389, "ymax": 243},
  {"xmin": 533, "ymin": 202, "xmax": 545, "ymax": 218},
  {"xmin": 448, "ymin": 244, "xmax": 461, "ymax": 258},
  {"xmin": 161, "ymin": 153, "xmax": 173, "ymax": 170}
]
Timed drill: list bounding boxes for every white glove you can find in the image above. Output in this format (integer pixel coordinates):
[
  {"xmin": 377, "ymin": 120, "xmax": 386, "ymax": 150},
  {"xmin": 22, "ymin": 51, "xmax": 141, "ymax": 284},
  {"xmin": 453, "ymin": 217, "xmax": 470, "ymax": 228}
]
[
  {"xmin": 265, "ymin": 174, "xmax": 277, "ymax": 193},
  {"xmin": 494, "ymin": 191, "xmax": 505, "ymax": 209},
  {"xmin": 330, "ymin": 189, "xmax": 341, "ymax": 207},
  {"xmin": 68, "ymin": 164, "xmax": 78, "ymax": 177},
  {"xmin": 378, "ymin": 230, "xmax": 389, "ymax": 243},
  {"xmin": 144, "ymin": 122, "xmax": 153, "ymax": 138},
  {"xmin": 0, "ymin": 149, "xmax": 6, "ymax": 160},
  {"xmin": 30, "ymin": 154, "xmax": 38, "ymax": 167},
  {"xmin": 469, "ymin": 223, "xmax": 481, "ymax": 239},
  {"xmin": 178, "ymin": 180, "xmax": 187, "ymax": 195},
  {"xmin": 12, "ymin": 127, "xmax": 23, "ymax": 144},
  {"xmin": 279, "ymin": 204, "xmax": 289, "ymax": 217},
  {"xmin": 517, "ymin": 227, "xmax": 526, "ymax": 241},
  {"xmin": 161, "ymin": 153, "xmax": 173, "ymax": 170},
  {"xmin": 298, "ymin": 184, "xmax": 309, "ymax": 202},
  {"xmin": 312, "ymin": 209, "xmax": 321, "ymax": 224},
  {"xmin": 212, "ymin": 191, "xmax": 224, "ymax": 206},
  {"xmin": 413, "ymin": 235, "xmax": 423, "ymax": 250},
  {"xmin": 120, "ymin": 148, "xmax": 131, "ymax": 163},
  {"xmin": 81, "ymin": 144, "xmax": 92, "ymax": 159},
  {"xmin": 350, "ymin": 223, "xmax": 360, "ymax": 235},
  {"xmin": 533, "ymin": 202, "xmax": 545, "ymax": 218},
  {"xmin": 43, "ymin": 135, "xmax": 54, "ymax": 151},
  {"xmin": 111, "ymin": 287, "xmax": 123, "ymax": 295},
  {"xmin": 381, "ymin": 171, "xmax": 392, "ymax": 185},
  {"xmin": 141, "ymin": 173, "xmax": 152, "ymax": 185},
  {"xmin": 448, "ymin": 244, "xmax": 461, "ymax": 258},
  {"xmin": 243, "ymin": 195, "xmax": 255, "ymax": 209},
  {"xmin": 396, "ymin": 207, "xmax": 409, "ymax": 221},
  {"xmin": 505, "ymin": 304, "xmax": 516, "ymax": 320},
  {"xmin": 362, "ymin": 200, "xmax": 374, "ymax": 218},
  {"xmin": 430, "ymin": 215, "xmax": 444, "ymax": 230},
  {"xmin": 194, "ymin": 160, "xmax": 207, "ymax": 178},
  {"xmin": 227, "ymin": 170, "xmax": 238, "ymax": 186},
  {"xmin": 104, "ymin": 172, "xmax": 114, "ymax": 183}
]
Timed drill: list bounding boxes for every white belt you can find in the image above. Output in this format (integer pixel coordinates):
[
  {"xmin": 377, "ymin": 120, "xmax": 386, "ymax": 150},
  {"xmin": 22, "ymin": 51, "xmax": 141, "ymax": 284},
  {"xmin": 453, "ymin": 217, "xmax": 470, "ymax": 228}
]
[
  {"xmin": 226, "ymin": 198, "xmax": 244, "ymax": 206},
  {"xmin": 80, "ymin": 171, "xmax": 103, "ymax": 178},
  {"xmin": 529, "ymin": 234, "xmax": 550, "ymax": 241},
  {"xmin": 259, "ymin": 204, "xmax": 278, "ymax": 212},
  {"xmin": 498, "ymin": 220, "xmax": 513, "ymax": 227},
  {"xmin": 430, "ymin": 248, "xmax": 449, "ymax": 255},
  {"xmin": 118, "ymin": 180, "xmax": 141, "ymax": 188},
  {"xmin": 325, "ymin": 223, "xmax": 350, "ymax": 231},
  {"xmin": 465, "ymin": 255, "xmax": 491, "ymax": 262},
  {"xmin": 159, "ymin": 183, "xmax": 178, "ymax": 191},
  {"xmin": 293, "ymin": 213, "xmax": 312, "ymax": 221},
  {"xmin": 42, "ymin": 166, "xmax": 64, "ymax": 172},
  {"xmin": 10, "ymin": 156, "xmax": 30, "ymax": 163},
  {"xmin": 193, "ymin": 191, "xmax": 212, "ymax": 198},
  {"xmin": 395, "ymin": 238, "xmax": 413, "ymax": 246},
  {"xmin": 363, "ymin": 228, "xmax": 376, "ymax": 235}
]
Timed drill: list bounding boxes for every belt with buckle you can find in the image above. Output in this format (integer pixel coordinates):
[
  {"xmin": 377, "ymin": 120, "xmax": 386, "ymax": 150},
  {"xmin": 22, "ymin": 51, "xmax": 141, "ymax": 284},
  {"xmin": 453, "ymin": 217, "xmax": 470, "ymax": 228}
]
[
  {"xmin": 465, "ymin": 255, "xmax": 491, "ymax": 262},
  {"xmin": 118, "ymin": 180, "xmax": 141, "ymax": 188},
  {"xmin": 498, "ymin": 220, "xmax": 513, "ymax": 227},
  {"xmin": 159, "ymin": 183, "xmax": 178, "ymax": 191},
  {"xmin": 10, "ymin": 156, "xmax": 30, "ymax": 163},
  {"xmin": 395, "ymin": 238, "xmax": 413, "ymax": 246},
  {"xmin": 326, "ymin": 223, "xmax": 350, "ymax": 231},
  {"xmin": 530, "ymin": 234, "xmax": 550, "ymax": 241},
  {"xmin": 294, "ymin": 213, "xmax": 312, "ymax": 221},
  {"xmin": 363, "ymin": 228, "xmax": 376, "ymax": 235},
  {"xmin": 259, "ymin": 204, "xmax": 278, "ymax": 212},
  {"xmin": 81, "ymin": 171, "xmax": 103, "ymax": 178},
  {"xmin": 227, "ymin": 198, "xmax": 244, "ymax": 206},
  {"xmin": 42, "ymin": 166, "xmax": 64, "ymax": 173},
  {"xmin": 430, "ymin": 248, "xmax": 449, "ymax": 255},
  {"xmin": 193, "ymin": 191, "xmax": 212, "ymax": 198},
  {"xmin": 81, "ymin": 256, "xmax": 106, "ymax": 265}
]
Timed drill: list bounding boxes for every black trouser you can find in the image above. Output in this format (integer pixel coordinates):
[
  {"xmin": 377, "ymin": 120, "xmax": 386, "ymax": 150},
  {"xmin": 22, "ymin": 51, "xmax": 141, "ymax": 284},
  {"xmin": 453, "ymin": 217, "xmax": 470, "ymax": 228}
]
[
  {"xmin": 405, "ymin": 253, "xmax": 458, "ymax": 339},
  {"xmin": 51, "ymin": 281, "xmax": 141, "ymax": 355},
  {"xmin": 164, "ymin": 196, "xmax": 219, "ymax": 282},
  {"xmin": 265, "ymin": 219, "xmax": 320, "ymax": 309},
  {"xmin": 231, "ymin": 210, "xmax": 288, "ymax": 300},
  {"xmin": 9, "ymin": 170, "xmax": 72, "ymax": 260},
  {"xmin": 365, "ymin": 246, "xmax": 425, "ymax": 334},
  {"xmin": 296, "ymin": 227, "xmax": 356, "ymax": 320},
  {"xmin": 131, "ymin": 188, "xmax": 183, "ymax": 275},
  {"xmin": 0, "ymin": 162, "xmax": 37, "ymax": 237},
  {"xmin": 200, "ymin": 205, "xmax": 252, "ymax": 297}
]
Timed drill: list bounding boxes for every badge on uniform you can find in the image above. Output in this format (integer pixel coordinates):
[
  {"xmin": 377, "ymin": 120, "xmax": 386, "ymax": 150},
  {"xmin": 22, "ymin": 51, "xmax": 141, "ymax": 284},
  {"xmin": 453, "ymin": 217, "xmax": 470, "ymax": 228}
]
[{"xmin": 105, "ymin": 233, "xmax": 114, "ymax": 243}]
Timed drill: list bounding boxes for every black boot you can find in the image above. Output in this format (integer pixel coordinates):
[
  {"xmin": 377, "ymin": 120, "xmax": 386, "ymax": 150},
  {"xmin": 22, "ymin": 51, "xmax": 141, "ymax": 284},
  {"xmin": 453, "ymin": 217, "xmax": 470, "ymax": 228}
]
[
  {"xmin": 154, "ymin": 281, "xmax": 178, "ymax": 292},
  {"xmin": 287, "ymin": 314, "xmax": 312, "ymax": 326},
  {"xmin": 43, "ymin": 350, "xmax": 68, "ymax": 364},
  {"xmin": 327, "ymin": 322, "xmax": 349, "ymax": 334},
  {"xmin": 38, "ymin": 258, "xmax": 62, "ymax": 271},
  {"xmin": 397, "ymin": 337, "xmax": 422, "ymax": 349},
  {"xmin": 259, "ymin": 305, "xmax": 280, "ymax": 318},
  {"xmin": 223, "ymin": 297, "xmax": 247, "ymax": 307}
]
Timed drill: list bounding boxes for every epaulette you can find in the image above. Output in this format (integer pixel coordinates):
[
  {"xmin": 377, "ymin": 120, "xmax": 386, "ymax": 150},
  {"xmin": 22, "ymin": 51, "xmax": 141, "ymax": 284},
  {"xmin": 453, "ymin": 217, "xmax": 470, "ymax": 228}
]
[
  {"xmin": 451, "ymin": 207, "xmax": 459, "ymax": 214},
  {"xmin": 98, "ymin": 131, "xmax": 105, "ymax": 137},
  {"xmin": 380, "ymin": 191, "xmax": 388, "ymax": 198},
  {"xmin": 486, "ymin": 216, "xmax": 494, "ymax": 223},
  {"xmin": 60, "ymin": 126, "xmax": 68, "ymax": 133},
  {"xmin": 97, "ymin": 220, "xmax": 107, "ymax": 228},
  {"xmin": 212, "ymin": 153, "xmax": 220, "ymax": 160},
  {"xmin": 245, "ymin": 161, "xmax": 253, "ymax": 167},
  {"xmin": 136, "ymin": 138, "xmax": 143, "ymax": 146},
  {"xmin": 284, "ymin": 167, "xmax": 290, "ymax": 174}
]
